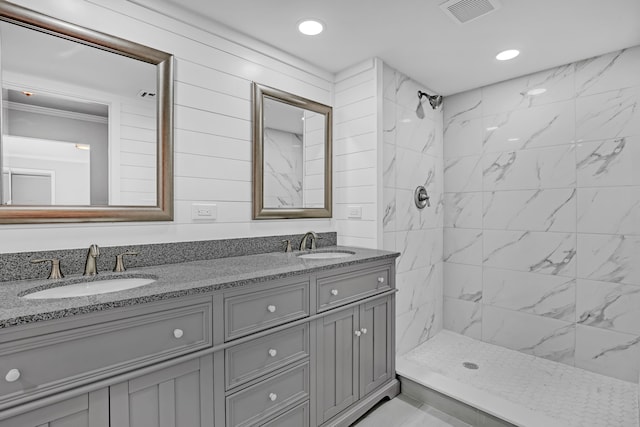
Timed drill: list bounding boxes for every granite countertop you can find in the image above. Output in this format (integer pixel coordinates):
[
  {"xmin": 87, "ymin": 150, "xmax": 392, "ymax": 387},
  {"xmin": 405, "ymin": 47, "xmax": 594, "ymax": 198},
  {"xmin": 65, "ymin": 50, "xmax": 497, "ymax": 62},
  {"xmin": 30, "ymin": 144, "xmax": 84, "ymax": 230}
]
[{"xmin": 0, "ymin": 246, "xmax": 399, "ymax": 329}]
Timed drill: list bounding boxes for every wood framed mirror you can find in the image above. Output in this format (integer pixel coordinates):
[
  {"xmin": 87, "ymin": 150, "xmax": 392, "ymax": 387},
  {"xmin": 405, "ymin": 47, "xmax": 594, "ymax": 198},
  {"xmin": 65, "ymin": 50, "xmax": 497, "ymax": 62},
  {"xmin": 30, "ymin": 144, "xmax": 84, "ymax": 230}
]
[
  {"xmin": 0, "ymin": 2, "xmax": 173, "ymax": 223},
  {"xmin": 252, "ymin": 83, "xmax": 332, "ymax": 219}
]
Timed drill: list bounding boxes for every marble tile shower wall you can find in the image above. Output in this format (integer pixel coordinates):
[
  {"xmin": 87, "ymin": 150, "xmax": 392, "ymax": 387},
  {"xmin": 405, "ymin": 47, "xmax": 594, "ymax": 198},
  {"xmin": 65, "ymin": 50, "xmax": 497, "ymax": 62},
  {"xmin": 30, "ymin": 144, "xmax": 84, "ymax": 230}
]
[
  {"xmin": 442, "ymin": 46, "xmax": 640, "ymax": 382},
  {"xmin": 381, "ymin": 64, "xmax": 445, "ymax": 355}
]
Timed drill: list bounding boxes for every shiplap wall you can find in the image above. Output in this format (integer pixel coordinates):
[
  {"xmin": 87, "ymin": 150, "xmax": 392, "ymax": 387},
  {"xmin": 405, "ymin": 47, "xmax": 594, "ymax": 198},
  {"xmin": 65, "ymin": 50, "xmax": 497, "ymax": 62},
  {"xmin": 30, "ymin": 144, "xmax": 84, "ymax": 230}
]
[
  {"xmin": 0, "ymin": 0, "xmax": 337, "ymax": 253},
  {"xmin": 333, "ymin": 59, "xmax": 382, "ymax": 249}
]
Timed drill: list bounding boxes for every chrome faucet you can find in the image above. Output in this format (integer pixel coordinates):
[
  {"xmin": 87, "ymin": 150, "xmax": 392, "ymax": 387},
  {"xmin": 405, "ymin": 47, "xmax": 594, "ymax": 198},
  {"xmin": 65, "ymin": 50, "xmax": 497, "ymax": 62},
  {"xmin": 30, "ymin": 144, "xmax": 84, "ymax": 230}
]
[
  {"xmin": 83, "ymin": 244, "xmax": 100, "ymax": 276},
  {"xmin": 299, "ymin": 231, "xmax": 318, "ymax": 251}
]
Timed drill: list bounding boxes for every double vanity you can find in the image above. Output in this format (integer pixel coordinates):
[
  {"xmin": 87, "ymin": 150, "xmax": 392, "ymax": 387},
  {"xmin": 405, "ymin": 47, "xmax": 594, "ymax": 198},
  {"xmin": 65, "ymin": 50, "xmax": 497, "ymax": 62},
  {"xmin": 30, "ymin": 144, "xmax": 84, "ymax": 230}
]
[{"xmin": 0, "ymin": 240, "xmax": 399, "ymax": 427}]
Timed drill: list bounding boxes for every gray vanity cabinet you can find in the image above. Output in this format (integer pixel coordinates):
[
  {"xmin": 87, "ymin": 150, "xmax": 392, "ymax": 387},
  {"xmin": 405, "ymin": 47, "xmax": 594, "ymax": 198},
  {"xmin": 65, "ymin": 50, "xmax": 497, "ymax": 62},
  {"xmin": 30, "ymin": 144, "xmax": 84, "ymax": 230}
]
[
  {"xmin": 317, "ymin": 295, "xmax": 394, "ymax": 425},
  {"xmin": 317, "ymin": 306, "xmax": 359, "ymax": 423},
  {"xmin": 359, "ymin": 296, "xmax": 393, "ymax": 396},
  {"xmin": 109, "ymin": 355, "xmax": 214, "ymax": 427},
  {"xmin": 0, "ymin": 389, "xmax": 109, "ymax": 427},
  {"xmin": 0, "ymin": 256, "xmax": 398, "ymax": 427}
]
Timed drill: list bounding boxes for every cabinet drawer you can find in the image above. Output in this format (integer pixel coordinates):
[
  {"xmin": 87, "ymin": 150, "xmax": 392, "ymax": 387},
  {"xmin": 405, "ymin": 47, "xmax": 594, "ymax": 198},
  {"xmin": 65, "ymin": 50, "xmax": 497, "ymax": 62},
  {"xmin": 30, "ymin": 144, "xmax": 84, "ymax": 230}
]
[
  {"xmin": 0, "ymin": 300, "xmax": 212, "ymax": 408},
  {"xmin": 260, "ymin": 400, "xmax": 309, "ymax": 427},
  {"xmin": 226, "ymin": 361, "xmax": 309, "ymax": 427},
  {"xmin": 225, "ymin": 323, "xmax": 309, "ymax": 390},
  {"xmin": 317, "ymin": 266, "xmax": 390, "ymax": 312},
  {"xmin": 224, "ymin": 281, "xmax": 309, "ymax": 341}
]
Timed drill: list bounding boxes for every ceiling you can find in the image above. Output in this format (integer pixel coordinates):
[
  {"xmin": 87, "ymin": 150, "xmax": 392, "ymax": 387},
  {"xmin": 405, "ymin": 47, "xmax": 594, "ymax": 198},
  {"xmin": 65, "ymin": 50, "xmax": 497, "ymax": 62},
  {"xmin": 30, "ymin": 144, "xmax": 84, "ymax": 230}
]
[{"xmin": 141, "ymin": 0, "xmax": 640, "ymax": 96}]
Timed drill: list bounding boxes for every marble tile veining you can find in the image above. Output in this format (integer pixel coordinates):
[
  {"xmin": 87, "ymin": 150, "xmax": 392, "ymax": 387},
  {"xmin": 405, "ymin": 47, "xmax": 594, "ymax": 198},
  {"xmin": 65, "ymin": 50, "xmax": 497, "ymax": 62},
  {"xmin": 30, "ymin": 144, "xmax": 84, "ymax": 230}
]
[
  {"xmin": 482, "ymin": 101, "xmax": 575, "ymax": 153},
  {"xmin": 483, "ymin": 189, "xmax": 576, "ymax": 232},
  {"xmin": 482, "ymin": 306, "xmax": 575, "ymax": 364},
  {"xmin": 576, "ymin": 86, "xmax": 640, "ymax": 142},
  {"xmin": 483, "ymin": 268, "xmax": 575, "ymax": 321},
  {"xmin": 575, "ymin": 46, "xmax": 640, "ymax": 97},
  {"xmin": 577, "ymin": 187, "xmax": 640, "ymax": 235},
  {"xmin": 576, "ymin": 279, "xmax": 640, "ymax": 335},
  {"xmin": 482, "ymin": 145, "xmax": 576, "ymax": 191},
  {"xmin": 443, "ymin": 262, "xmax": 482, "ymax": 302},
  {"xmin": 577, "ymin": 234, "xmax": 640, "ymax": 285},
  {"xmin": 483, "ymin": 230, "xmax": 576, "ymax": 277},
  {"xmin": 575, "ymin": 324, "xmax": 640, "ymax": 382},
  {"xmin": 444, "ymin": 298, "xmax": 482, "ymax": 339},
  {"xmin": 576, "ymin": 136, "xmax": 637, "ymax": 187}
]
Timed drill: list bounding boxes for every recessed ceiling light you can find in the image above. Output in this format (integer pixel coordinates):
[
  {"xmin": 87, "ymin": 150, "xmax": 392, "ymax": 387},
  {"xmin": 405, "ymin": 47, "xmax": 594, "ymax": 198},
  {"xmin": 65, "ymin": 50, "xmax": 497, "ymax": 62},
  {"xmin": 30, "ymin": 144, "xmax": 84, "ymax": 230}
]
[
  {"xmin": 508, "ymin": 137, "xmax": 520, "ymax": 142},
  {"xmin": 298, "ymin": 19, "xmax": 324, "ymax": 36},
  {"xmin": 526, "ymin": 88, "xmax": 547, "ymax": 96},
  {"xmin": 496, "ymin": 49, "xmax": 520, "ymax": 61},
  {"xmin": 75, "ymin": 144, "xmax": 90, "ymax": 150},
  {"xmin": 486, "ymin": 126, "xmax": 499, "ymax": 131}
]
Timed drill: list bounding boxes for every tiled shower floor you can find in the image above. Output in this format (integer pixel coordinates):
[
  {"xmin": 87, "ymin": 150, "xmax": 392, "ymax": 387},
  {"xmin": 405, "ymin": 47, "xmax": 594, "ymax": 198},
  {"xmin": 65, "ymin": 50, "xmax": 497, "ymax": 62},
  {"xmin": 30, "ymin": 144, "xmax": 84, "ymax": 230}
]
[{"xmin": 397, "ymin": 330, "xmax": 639, "ymax": 427}]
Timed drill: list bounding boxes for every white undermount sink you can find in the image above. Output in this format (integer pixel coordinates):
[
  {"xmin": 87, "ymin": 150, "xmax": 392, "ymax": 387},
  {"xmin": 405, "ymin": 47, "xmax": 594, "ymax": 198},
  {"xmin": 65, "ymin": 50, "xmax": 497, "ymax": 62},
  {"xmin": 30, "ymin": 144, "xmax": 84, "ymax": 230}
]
[
  {"xmin": 22, "ymin": 277, "xmax": 157, "ymax": 299},
  {"xmin": 297, "ymin": 250, "xmax": 355, "ymax": 260}
]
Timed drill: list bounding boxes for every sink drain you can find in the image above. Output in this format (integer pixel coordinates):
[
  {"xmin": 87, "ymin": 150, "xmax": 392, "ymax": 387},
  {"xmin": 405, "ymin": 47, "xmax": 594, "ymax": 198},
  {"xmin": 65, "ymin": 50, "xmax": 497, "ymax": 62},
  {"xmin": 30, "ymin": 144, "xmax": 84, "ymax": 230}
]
[{"xmin": 463, "ymin": 362, "xmax": 479, "ymax": 370}]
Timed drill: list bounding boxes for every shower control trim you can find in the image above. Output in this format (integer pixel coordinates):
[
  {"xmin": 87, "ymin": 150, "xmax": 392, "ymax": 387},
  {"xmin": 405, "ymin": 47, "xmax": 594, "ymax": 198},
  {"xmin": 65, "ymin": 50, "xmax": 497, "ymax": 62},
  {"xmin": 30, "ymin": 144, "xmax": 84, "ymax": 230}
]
[{"xmin": 414, "ymin": 186, "xmax": 430, "ymax": 209}]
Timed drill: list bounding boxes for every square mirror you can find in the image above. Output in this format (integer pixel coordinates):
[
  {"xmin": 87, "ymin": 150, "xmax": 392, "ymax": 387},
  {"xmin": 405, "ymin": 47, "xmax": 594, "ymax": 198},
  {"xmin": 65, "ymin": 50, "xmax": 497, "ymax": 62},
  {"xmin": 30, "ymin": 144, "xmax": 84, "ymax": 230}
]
[{"xmin": 0, "ymin": 2, "xmax": 173, "ymax": 223}]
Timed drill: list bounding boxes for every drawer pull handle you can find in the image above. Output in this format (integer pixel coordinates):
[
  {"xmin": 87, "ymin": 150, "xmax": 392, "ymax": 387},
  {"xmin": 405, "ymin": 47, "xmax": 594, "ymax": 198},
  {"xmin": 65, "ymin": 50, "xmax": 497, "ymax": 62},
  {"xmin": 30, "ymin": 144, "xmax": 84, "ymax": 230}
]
[
  {"xmin": 267, "ymin": 305, "xmax": 277, "ymax": 313},
  {"xmin": 377, "ymin": 277, "xmax": 385, "ymax": 284},
  {"xmin": 5, "ymin": 369, "xmax": 20, "ymax": 383},
  {"xmin": 173, "ymin": 329, "xmax": 184, "ymax": 339},
  {"xmin": 354, "ymin": 330, "xmax": 362, "ymax": 337},
  {"xmin": 268, "ymin": 349, "xmax": 278, "ymax": 357},
  {"xmin": 361, "ymin": 328, "xmax": 368, "ymax": 334},
  {"xmin": 269, "ymin": 393, "xmax": 278, "ymax": 402},
  {"xmin": 330, "ymin": 289, "xmax": 339, "ymax": 296}
]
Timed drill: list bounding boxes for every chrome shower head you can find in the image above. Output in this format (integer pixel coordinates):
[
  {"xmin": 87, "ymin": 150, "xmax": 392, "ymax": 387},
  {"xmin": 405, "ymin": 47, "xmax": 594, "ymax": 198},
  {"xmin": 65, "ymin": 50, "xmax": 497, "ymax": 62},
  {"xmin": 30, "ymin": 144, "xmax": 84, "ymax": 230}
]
[{"xmin": 417, "ymin": 90, "xmax": 443, "ymax": 110}]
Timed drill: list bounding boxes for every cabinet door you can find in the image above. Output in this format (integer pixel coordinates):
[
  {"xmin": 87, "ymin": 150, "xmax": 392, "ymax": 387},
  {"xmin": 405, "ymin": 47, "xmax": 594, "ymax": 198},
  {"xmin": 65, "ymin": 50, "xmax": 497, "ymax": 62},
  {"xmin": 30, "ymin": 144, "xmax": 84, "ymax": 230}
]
[
  {"xmin": 109, "ymin": 356, "xmax": 214, "ymax": 427},
  {"xmin": 316, "ymin": 307, "xmax": 359, "ymax": 424},
  {"xmin": 359, "ymin": 296, "xmax": 393, "ymax": 396},
  {"xmin": 0, "ymin": 389, "xmax": 108, "ymax": 427}
]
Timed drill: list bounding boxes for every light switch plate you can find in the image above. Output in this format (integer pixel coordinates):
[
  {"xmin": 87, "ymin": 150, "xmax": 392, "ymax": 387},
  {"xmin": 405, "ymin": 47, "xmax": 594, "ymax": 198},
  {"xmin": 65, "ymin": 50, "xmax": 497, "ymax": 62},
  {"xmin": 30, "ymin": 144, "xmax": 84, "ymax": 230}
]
[{"xmin": 191, "ymin": 203, "xmax": 217, "ymax": 220}]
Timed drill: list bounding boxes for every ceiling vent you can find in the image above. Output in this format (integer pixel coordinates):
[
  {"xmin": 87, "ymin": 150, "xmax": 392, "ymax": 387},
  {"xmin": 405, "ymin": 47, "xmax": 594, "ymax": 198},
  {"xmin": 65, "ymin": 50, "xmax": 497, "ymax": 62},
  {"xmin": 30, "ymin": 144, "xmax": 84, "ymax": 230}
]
[{"xmin": 440, "ymin": 0, "xmax": 501, "ymax": 24}]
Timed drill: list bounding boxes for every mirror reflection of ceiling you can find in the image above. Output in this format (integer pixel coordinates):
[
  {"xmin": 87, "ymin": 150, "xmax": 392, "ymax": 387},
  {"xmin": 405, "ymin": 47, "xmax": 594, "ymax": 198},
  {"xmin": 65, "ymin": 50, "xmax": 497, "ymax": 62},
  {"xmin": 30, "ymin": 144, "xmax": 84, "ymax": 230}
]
[
  {"xmin": 0, "ymin": 21, "xmax": 156, "ymax": 99},
  {"xmin": 6, "ymin": 89, "xmax": 108, "ymax": 117},
  {"xmin": 264, "ymin": 99, "xmax": 304, "ymax": 134}
]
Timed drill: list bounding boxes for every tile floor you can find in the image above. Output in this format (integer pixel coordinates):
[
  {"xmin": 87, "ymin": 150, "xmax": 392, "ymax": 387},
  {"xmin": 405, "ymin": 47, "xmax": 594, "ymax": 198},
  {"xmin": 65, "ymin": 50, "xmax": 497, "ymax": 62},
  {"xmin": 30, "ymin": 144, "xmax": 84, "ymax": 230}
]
[
  {"xmin": 353, "ymin": 394, "xmax": 471, "ymax": 427},
  {"xmin": 397, "ymin": 330, "xmax": 639, "ymax": 427}
]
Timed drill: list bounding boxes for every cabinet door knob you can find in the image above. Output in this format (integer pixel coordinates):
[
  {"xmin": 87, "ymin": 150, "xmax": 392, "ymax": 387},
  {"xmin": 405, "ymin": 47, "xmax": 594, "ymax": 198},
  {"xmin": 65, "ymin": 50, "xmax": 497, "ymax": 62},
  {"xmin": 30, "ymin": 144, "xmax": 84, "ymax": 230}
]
[
  {"xmin": 268, "ymin": 349, "xmax": 277, "ymax": 357},
  {"xmin": 173, "ymin": 329, "xmax": 184, "ymax": 339},
  {"xmin": 330, "ymin": 289, "xmax": 339, "ymax": 296},
  {"xmin": 361, "ymin": 328, "xmax": 368, "ymax": 334},
  {"xmin": 5, "ymin": 369, "xmax": 20, "ymax": 383},
  {"xmin": 354, "ymin": 330, "xmax": 362, "ymax": 337},
  {"xmin": 267, "ymin": 305, "xmax": 277, "ymax": 313},
  {"xmin": 269, "ymin": 393, "xmax": 277, "ymax": 402},
  {"xmin": 377, "ymin": 277, "xmax": 385, "ymax": 284}
]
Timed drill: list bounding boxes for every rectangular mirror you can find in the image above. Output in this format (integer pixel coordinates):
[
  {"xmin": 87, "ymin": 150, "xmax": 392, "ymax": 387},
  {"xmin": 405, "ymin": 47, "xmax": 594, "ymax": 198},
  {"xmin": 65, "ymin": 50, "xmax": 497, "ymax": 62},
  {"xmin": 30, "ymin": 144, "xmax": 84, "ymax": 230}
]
[
  {"xmin": 0, "ymin": 2, "xmax": 173, "ymax": 223},
  {"xmin": 253, "ymin": 83, "xmax": 332, "ymax": 219}
]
